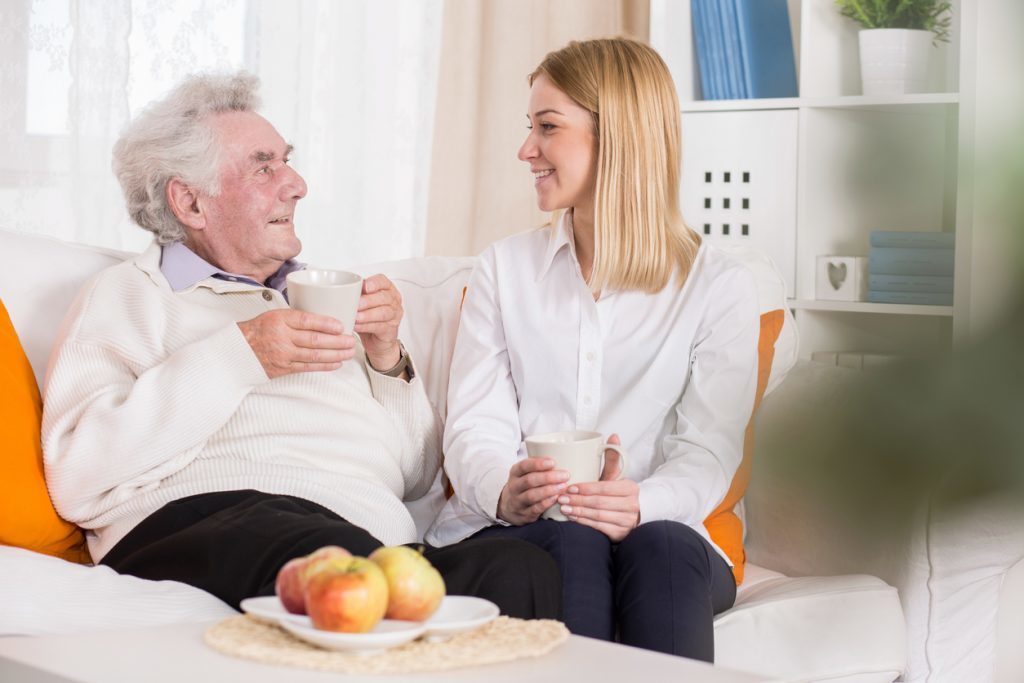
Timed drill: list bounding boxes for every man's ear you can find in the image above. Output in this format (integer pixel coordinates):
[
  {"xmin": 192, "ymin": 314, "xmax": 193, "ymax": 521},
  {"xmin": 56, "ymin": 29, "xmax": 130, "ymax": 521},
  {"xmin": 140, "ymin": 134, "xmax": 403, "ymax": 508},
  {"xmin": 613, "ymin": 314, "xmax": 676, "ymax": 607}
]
[{"xmin": 166, "ymin": 178, "xmax": 206, "ymax": 231}]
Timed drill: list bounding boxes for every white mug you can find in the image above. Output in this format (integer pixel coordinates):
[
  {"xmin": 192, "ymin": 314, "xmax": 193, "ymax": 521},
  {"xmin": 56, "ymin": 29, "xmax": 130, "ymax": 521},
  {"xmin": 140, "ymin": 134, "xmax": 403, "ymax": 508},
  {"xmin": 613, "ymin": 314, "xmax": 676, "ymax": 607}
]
[
  {"xmin": 524, "ymin": 430, "xmax": 628, "ymax": 522},
  {"xmin": 286, "ymin": 269, "xmax": 363, "ymax": 334}
]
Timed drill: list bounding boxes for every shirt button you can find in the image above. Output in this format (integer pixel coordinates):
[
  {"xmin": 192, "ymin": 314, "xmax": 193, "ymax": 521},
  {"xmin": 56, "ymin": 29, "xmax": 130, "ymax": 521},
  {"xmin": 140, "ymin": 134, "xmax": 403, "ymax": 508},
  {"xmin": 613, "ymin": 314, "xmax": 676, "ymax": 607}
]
[
  {"xmin": 583, "ymin": 396, "xmax": 591, "ymax": 405},
  {"xmin": 586, "ymin": 352, "xmax": 595, "ymax": 362},
  {"xmin": 262, "ymin": 291, "xmax": 273, "ymax": 301}
]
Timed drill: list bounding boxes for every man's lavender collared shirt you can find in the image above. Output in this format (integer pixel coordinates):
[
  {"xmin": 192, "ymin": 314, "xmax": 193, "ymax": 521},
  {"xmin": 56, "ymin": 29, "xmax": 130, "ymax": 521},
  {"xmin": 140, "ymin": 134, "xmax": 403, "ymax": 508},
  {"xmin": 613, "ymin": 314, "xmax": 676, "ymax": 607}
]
[{"xmin": 159, "ymin": 241, "xmax": 305, "ymax": 298}]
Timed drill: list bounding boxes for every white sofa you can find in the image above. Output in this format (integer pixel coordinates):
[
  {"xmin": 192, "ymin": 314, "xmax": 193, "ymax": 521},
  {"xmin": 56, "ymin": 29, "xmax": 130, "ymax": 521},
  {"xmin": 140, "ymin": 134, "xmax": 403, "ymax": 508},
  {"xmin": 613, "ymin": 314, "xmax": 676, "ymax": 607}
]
[{"xmin": 7, "ymin": 227, "xmax": 1013, "ymax": 683}]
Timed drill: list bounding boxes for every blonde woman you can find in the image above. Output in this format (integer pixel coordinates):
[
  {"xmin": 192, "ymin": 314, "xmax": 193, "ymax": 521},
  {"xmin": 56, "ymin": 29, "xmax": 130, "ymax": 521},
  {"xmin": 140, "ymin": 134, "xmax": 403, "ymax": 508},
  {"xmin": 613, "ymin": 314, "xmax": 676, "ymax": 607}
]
[{"xmin": 425, "ymin": 39, "xmax": 760, "ymax": 660}]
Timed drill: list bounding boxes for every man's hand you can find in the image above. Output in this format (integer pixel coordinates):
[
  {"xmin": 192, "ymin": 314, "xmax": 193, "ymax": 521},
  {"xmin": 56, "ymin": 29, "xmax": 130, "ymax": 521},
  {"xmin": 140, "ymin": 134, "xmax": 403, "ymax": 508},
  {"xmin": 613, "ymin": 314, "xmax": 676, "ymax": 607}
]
[
  {"xmin": 238, "ymin": 309, "xmax": 355, "ymax": 379},
  {"xmin": 496, "ymin": 458, "xmax": 570, "ymax": 526},
  {"xmin": 557, "ymin": 478, "xmax": 641, "ymax": 542},
  {"xmin": 355, "ymin": 274, "xmax": 403, "ymax": 371}
]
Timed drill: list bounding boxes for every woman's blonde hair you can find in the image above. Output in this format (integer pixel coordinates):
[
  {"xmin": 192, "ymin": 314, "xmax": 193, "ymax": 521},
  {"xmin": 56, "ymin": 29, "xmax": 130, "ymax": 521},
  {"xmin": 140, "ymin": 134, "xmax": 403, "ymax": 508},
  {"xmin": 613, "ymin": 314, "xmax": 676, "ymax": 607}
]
[{"xmin": 530, "ymin": 38, "xmax": 701, "ymax": 292}]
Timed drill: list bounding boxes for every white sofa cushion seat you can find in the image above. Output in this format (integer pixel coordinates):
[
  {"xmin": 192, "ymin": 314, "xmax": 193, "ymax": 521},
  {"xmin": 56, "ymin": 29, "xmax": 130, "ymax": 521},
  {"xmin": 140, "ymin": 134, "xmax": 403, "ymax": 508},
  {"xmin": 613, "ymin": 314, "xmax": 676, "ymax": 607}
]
[
  {"xmin": 717, "ymin": 564, "xmax": 905, "ymax": 683},
  {"xmin": 0, "ymin": 546, "xmax": 235, "ymax": 636}
]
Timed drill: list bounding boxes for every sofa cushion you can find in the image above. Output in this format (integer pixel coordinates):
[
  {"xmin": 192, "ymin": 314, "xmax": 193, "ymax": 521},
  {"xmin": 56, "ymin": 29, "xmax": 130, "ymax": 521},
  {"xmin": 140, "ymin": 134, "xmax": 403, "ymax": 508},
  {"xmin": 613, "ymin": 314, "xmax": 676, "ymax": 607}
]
[
  {"xmin": 0, "ymin": 299, "xmax": 89, "ymax": 564},
  {"xmin": 718, "ymin": 243, "xmax": 798, "ymax": 394},
  {"xmin": 351, "ymin": 255, "xmax": 477, "ymax": 423},
  {"xmin": 922, "ymin": 496, "xmax": 1024, "ymax": 683},
  {"xmin": 350, "ymin": 256, "xmax": 477, "ymax": 539},
  {"xmin": 0, "ymin": 230, "xmax": 128, "ymax": 387},
  {"xmin": 0, "ymin": 545, "xmax": 234, "ymax": 635},
  {"xmin": 715, "ymin": 563, "xmax": 906, "ymax": 682}
]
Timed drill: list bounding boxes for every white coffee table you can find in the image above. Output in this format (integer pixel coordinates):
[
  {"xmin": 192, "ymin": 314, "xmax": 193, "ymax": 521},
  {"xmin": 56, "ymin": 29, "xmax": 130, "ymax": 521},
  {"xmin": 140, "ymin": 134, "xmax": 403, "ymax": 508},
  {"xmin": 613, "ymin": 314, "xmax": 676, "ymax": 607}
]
[{"xmin": 0, "ymin": 621, "xmax": 778, "ymax": 683}]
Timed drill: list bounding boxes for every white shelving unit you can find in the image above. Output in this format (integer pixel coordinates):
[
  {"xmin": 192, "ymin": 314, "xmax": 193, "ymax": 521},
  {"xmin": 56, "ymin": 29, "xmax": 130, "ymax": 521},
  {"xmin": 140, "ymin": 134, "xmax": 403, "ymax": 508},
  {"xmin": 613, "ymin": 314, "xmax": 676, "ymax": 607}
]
[
  {"xmin": 651, "ymin": 0, "xmax": 974, "ymax": 360},
  {"xmin": 788, "ymin": 300, "xmax": 954, "ymax": 317}
]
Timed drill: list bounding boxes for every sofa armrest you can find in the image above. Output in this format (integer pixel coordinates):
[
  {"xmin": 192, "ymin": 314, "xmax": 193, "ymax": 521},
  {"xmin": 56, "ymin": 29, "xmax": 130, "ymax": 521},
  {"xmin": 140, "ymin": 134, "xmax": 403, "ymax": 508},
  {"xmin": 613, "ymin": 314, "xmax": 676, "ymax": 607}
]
[
  {"xmin": 746, "ymin": 359, "xmax": 1024, "ymax": 683},
  {"xmin": 996, "ymin": 556, "xmax": 1024, "ymax": 683}
]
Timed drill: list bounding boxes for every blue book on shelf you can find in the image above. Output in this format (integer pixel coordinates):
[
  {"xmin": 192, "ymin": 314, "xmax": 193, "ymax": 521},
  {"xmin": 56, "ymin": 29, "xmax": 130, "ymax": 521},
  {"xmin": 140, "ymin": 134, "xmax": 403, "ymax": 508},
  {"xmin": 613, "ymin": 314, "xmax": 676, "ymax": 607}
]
[
  {"xmin": 868, "ymin": 291, "xmax": 954, "ymax": 306},
  {"xmin": 733, "ymin": 0, "xmax": 798, "ymax": 98},
  {"xmin": 870, "ymin": 231, "xmax": 956, "ymax": 249},
  {"xmin": 690, "ymin": 0, "xmax": 715, "ymax": 100},
  {"xmin": 869, "ymin": 274, "xmax": 955, "ymax": 293},
  {"xmin": 702, "ymin": 0, "xmax": 727, "ymax": 99},
  {"xmin": 717, "ymin": 0, "xmax": 745, "ymax": 99},
  {"xmin": 869, "ymin": 247, "xmax": 955, "ymax": 276}
]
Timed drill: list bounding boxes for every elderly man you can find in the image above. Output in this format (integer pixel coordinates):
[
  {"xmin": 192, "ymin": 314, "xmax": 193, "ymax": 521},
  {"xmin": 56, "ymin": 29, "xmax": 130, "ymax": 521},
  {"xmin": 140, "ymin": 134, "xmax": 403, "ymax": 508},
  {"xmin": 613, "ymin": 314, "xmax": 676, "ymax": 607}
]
[{"xmin": 40, "ymin": 72, "xmax": 561, "ymax": 617}]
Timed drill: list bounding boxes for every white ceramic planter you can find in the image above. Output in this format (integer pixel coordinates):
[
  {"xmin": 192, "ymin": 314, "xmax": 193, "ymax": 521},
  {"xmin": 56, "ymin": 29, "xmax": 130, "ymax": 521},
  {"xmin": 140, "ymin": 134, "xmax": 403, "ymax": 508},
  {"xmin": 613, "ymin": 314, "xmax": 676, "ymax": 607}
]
[{"xmin": 858, "ymin": 28, "xmax": 934, "ymax": 95}]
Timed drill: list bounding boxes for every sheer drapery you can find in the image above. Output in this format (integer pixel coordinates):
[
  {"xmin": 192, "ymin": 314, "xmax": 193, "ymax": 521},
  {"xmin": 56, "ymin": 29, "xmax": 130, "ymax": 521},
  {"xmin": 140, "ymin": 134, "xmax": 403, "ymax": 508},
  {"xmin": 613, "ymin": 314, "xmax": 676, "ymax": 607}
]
[
  {"xmin": 424, "ymin": 0, "xmax": 649, "ymax": 257},
  {"xmin": 0, "ymin": 0, "xmax": 442, "ymax": 265}
]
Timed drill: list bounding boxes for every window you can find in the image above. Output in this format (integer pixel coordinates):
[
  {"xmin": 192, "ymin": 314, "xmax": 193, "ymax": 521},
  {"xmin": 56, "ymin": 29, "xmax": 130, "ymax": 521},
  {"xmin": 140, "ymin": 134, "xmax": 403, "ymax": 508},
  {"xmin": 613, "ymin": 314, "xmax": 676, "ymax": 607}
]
[{"xmin": 3, "ymin": 0, "xmax": 443, "ymax": 263}]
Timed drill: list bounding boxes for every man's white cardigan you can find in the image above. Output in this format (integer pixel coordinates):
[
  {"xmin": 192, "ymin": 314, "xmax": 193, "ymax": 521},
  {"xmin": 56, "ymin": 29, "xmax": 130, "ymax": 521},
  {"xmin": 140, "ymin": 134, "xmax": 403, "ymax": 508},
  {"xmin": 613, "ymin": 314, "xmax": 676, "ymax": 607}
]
[{"xmin": 41, "ymin": 243, "xmax": 441, "ymax": 562}]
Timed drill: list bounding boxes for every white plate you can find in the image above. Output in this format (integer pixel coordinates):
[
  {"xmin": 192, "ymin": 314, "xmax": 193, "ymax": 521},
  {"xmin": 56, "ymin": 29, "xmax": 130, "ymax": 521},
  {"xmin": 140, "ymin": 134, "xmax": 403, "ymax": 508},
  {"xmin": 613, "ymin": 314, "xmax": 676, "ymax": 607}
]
[
  {"xmin": 239, "ymin": 596, "xmax": 311, "ymax": 626},
  {"xmin": 240, "ymin": 594, "xmax": 498, "ymax": 649},
  {"xmin": 280, "ymin": 618, "xmax": 426, "ymax": 653},
  {"xmin": 423, "ymin": 596, "xmax": 500, "ymax": 641}
]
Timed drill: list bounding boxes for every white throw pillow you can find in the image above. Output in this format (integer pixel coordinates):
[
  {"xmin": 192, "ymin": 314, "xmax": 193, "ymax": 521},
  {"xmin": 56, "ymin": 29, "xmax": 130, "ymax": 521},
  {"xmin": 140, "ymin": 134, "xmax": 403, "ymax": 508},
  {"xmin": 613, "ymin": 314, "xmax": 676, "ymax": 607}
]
[{"xmin": 717, "ymin": 243, "xmax": 798, "ymax": 395}]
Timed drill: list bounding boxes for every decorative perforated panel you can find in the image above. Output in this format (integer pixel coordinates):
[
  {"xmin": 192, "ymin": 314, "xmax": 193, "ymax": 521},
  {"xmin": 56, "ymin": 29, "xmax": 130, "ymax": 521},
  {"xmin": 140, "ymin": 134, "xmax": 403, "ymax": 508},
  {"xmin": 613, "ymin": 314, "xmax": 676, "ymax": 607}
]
[{"xmin": 680, "ymin": 110, "xmax": 798, "ymax": 297}]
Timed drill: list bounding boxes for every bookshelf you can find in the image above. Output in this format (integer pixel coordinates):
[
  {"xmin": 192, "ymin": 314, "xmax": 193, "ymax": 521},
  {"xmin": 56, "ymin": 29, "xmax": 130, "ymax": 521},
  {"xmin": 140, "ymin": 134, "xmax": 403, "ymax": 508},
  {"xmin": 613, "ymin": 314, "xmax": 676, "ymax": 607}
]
[
  {"xmin": 680, "ymin": 93, "xmax": 960, "ymax": 113},
  {"xmin": 788, "ymin": 300, "xmax": 954, "ymax": 317},
  {"xmin": 651, "ymin": 0, "xmax": 975, "ymax": 360}
]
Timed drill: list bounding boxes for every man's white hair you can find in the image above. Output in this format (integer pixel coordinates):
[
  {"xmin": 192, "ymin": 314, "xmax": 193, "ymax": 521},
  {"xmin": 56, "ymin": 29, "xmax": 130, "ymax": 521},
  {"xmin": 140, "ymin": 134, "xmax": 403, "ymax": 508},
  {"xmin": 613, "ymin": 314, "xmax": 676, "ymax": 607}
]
[{"xmin": 112, "ymin": 71, "xmax": 261, "ymax": 244}]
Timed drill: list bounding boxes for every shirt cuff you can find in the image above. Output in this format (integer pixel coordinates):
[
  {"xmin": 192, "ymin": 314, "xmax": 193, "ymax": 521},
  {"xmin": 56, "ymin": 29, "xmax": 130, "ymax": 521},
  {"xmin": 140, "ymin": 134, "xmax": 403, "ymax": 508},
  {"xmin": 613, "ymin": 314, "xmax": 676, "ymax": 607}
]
[
  {"xmin": 366, "ymin": 353, "xmax": 422, "ymax": 406},
  {"xmin": 223, "ymin": 323, "xmax": 274, "ymax": 387},
  {"xmin": 368, "ymin": 341, "xmax": 414, "ymax": 380},
  {"xmin": 637, "ymin": 478, "xmax": 677, "ymax": 525},
  {"xmin": 475, "ymin": 465, "xmax": 512, "ymax": 525}
]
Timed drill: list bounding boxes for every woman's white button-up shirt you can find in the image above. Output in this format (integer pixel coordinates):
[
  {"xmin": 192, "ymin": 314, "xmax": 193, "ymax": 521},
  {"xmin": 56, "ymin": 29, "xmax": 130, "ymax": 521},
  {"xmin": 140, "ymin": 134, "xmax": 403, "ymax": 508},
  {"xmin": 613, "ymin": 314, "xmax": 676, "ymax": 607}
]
[{"xmin": 425, "ymin": 213, "xmax": 760, "ymax": 562}]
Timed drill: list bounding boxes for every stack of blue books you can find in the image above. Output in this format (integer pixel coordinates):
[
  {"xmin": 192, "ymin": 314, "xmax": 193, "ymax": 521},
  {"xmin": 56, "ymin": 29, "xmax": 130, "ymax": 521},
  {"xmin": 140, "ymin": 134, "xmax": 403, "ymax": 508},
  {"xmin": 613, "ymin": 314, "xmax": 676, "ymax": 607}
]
[
  {"xmin": 691, "ymin": 0, "xmax": 798, "ymax": 100},
  {"xmin": 868, "ymin": 232, "xmax": 955, "ymax": 305}
]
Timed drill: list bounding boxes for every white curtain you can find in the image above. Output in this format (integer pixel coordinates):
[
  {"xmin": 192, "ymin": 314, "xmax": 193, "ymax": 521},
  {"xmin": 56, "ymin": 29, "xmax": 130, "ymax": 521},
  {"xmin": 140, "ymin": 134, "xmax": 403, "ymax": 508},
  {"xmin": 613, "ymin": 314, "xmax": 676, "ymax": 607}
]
[{"xmin": 0, "ymin": 0, "xmax": 442, "ymax": 266}]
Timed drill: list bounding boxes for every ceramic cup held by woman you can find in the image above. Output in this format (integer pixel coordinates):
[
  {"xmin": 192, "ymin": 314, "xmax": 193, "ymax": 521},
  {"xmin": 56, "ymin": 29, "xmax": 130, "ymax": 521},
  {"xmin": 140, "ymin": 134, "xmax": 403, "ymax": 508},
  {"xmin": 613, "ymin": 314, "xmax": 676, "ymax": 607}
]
[{"xmin": 425, "ymin": 38, "xmax": 762, "ymax": 662}]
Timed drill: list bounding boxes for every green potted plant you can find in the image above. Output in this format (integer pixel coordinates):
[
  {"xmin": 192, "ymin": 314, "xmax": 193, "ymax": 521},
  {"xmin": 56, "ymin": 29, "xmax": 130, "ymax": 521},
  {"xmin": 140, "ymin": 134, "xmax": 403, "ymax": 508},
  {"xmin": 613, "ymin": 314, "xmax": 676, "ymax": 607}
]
[{"xmin": 834, "ymin": 0, "xmax": 954, "ymax": 95}]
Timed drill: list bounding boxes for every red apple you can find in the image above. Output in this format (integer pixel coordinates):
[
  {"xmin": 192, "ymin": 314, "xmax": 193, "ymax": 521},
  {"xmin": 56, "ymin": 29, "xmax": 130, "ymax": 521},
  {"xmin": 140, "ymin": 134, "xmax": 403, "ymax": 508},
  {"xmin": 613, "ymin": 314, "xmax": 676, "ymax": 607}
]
[
  {"xmin": 305, "ymin": 557, "xmax": 389, "ymax": 633},
  {"xmin": 274, "ymin": 545, "xmax": 352, "ymax": 615},
  {"xmin": 368, "ymin": 545, "xmax": 446, "ymax": 621},
  {"xmin": 301, "ymin": 546, "xmax": 352, "ymax": 580},
  {"xmin": 275, "ymin": 556, "xmax": 310, "ymax": 614}
]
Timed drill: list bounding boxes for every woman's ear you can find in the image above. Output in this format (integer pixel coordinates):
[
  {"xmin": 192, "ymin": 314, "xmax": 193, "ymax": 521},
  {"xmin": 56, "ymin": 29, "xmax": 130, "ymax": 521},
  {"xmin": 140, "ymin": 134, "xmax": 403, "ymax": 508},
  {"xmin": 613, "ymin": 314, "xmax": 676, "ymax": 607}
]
[{"xmin": 166, "ymin": 178, "xmax": 206, "ymax": 231}]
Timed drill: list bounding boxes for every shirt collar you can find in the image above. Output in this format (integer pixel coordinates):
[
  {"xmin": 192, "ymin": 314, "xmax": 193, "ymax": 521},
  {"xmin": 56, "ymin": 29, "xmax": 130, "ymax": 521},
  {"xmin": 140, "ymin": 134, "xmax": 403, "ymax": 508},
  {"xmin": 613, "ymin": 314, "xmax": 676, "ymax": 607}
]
[
  {"xmin": 159, "ymin": 241, "xmax": 305, "ymax": 294},
  {"xmin": 536, "ymin": 210, "xmax": 575, "ymax": 282}
]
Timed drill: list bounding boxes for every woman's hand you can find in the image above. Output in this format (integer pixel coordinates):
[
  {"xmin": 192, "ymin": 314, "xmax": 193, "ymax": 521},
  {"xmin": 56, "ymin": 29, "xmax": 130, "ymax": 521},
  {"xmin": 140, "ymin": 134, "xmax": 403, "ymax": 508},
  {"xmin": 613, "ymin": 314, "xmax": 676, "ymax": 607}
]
[
  {"xmin": 599, "ymin": 433, "xmax": 625, "ymax": 480},
  {"xmin": 558, "ymin": 478, "xmax": 640, "ymax": 542},
  {"xmin": 556, "ymin": 432, "xmax": 638, "ymax": 542},
  {"xmin": 496, "ymin": 458, "xmax": 570, "ymax": 526}
]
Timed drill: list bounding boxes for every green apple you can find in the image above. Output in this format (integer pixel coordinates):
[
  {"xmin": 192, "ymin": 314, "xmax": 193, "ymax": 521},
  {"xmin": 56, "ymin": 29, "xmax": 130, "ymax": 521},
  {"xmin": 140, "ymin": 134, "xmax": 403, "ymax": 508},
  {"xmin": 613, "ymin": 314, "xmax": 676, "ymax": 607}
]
[{"xmin": 368, "ymin": 545, "xmax": 446, "ymax": 621}]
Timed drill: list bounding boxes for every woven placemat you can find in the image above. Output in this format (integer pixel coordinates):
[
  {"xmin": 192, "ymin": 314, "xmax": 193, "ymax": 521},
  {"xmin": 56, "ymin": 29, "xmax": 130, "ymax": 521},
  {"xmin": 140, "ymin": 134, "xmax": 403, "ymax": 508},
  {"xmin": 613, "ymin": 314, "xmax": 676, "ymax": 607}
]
[{"xmin": 204, "ymin": 614, "xmax": 569, "ymax": 674}]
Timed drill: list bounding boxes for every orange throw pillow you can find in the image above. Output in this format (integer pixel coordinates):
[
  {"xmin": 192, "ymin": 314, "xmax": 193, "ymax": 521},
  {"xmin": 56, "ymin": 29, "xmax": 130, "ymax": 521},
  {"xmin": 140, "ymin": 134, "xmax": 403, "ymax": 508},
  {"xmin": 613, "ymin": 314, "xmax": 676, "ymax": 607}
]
[
  {"xmin": 0, "ymin": 299, "xmax": 89, "ymax": 563},
  {"xmin": 703, "ymin": 308, "xmax": 786, "ymax": 585}
]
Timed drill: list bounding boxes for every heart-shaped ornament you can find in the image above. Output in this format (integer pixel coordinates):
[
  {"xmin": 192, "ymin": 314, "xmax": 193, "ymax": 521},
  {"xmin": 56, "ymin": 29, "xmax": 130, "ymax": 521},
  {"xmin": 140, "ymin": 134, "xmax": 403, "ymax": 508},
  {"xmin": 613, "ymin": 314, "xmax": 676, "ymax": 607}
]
[{"xmin": 827, "ymin": 262, "xmax": 848, "ymax": 290}]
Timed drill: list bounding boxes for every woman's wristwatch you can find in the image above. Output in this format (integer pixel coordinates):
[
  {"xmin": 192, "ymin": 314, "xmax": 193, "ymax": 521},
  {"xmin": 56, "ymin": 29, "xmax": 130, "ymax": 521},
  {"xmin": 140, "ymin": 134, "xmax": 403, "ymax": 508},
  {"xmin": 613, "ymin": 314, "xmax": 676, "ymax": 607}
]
[{"xmin": 372, "ymin": 342, "xmax": 412, "ymax": 379}]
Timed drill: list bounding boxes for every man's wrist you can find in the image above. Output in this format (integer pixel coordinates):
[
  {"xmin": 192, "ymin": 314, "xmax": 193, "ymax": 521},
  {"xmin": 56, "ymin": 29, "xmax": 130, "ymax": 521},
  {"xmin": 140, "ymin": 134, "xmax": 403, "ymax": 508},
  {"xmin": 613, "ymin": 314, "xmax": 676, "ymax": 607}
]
[{"xmin": 368, "ymin": 342, "xmax": 410, "ymax": 378}]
